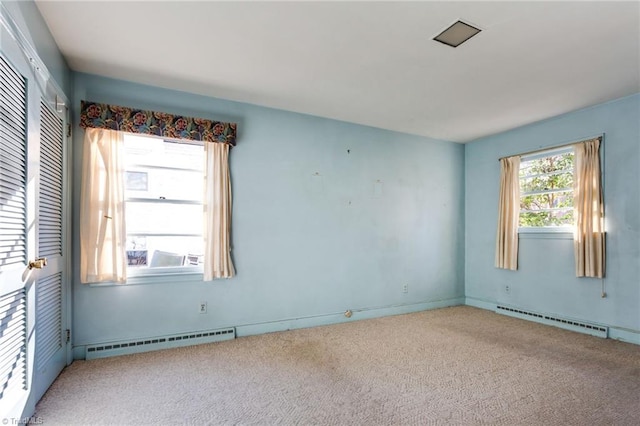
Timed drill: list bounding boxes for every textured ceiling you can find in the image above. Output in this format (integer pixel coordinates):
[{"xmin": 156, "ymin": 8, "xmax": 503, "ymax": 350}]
[{"xmin": 35, "ymin": 1, "xmax": 640, "ymax": 142}]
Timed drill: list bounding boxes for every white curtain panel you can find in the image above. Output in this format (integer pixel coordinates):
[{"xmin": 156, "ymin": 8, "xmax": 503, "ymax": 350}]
[
  {"xmin": 203, "ymin": 142, "xmax": 235, "ymax": 280},
  {"xmin": 573, "ymin": 138, "xmax": 605, "ymax": 278},
  {"xmin": 80, "ymin": 128, "xmax": 127, "ymax": 283},
  {"xmin": 495, "ymin": 156, "xmax": 521, "ymax": 270}
]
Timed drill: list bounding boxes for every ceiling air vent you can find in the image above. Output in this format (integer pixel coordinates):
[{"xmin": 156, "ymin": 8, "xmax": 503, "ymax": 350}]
[{"xmin": 433, "ymin": 20, "xmax": 481, "ymax": 48}]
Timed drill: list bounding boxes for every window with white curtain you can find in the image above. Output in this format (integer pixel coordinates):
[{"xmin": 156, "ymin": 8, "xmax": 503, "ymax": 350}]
[
  {"xmin": 518, "ymin": 146, "xmax": 574, "ymax": 232},
  {"xmin": 123, "ymin": 134, "xmax": 204, "ymax": 274},
  {"xmin": 79, "ymin": 100, "xmax": 236, "ymax": 283}
]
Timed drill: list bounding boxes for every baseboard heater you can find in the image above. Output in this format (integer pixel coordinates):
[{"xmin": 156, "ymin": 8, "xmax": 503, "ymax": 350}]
[
  {"xmin": 496, "ymin": 305, "xmax": 608, "ymax": 339},
  {"xmin": 85, "ymin": 327, "xmax": 235, "ymax": 360}
]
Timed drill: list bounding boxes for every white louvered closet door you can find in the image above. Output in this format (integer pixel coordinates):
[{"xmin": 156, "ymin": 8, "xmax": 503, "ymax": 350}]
[
  {"xmin": 1, "ymin": 22, "xmax": 69, "ymax": 417},
  {"xmin": 0, "ymin": 54, "xmax": 30, "ymax": 417},
  {"xmin": 32, "ymin": 99, "xmax": 67, "ymax": 404}
]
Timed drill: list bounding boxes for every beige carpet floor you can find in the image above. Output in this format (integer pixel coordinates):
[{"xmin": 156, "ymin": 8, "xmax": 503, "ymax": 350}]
[{"xmin": 34, "ymin": 306, "xmax": 640, "ymax": 425}]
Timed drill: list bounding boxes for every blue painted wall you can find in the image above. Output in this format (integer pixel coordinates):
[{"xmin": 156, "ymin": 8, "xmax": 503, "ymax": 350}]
[
  {"xmin": 465, "ymin": 94, "xmax": 640, "ymax": 339},
  {"xmin": 71, "ymin": 73, "xmax": 466, "ymax": 350},
  {"xmin": 1, "ymin": 0, "xmax": 72, "ymax": 96}
]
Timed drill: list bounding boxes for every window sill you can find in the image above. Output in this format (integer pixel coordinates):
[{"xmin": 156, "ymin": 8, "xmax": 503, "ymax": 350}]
[
  {"xmin": 89, "ymin": 270, "xmax": 204, "ymax": 287},
  {"xmin": 518, "ymin": 229, "xmax": 573, "ymax": 240}
]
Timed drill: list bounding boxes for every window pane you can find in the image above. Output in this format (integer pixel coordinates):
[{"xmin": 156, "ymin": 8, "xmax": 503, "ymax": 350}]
[
  {"xmin": 520, "ymin": 152, "xmax": 573, "ymax": 177},
  {"xmin": 125, "ymin": 168, "xmax": 202, "ymax": 201},
  {"xmin": 124, "ymin": 135, "xmax": 203, "ymax": 170},
  {"xmin": 520, "ymin": 171, "xmax": 573, "ymax": 193},
  {"xmin": 124, "ymin": 135, "xmax": 203, "ymax": 202},
  {"xmin": 126, "ymin": 236, "xmax": 203, "ymax": 269},
  {"xmin": 520, "ymin": 190, "xmax": 573, "ymax": 211},
  {"xmin": 126, "ymin": 202, "xmax": 202, "ymax": 235},
  {"xmin": 519, "ymin": 209, "xmax": 573, "ymax": 227},
  {"xmin": 519, "ymin": 149, "xmax": 574, "ymax": 229},
  {"xmin": 123, "ymin": 134, "xmax": 204, "ymax": 272}
]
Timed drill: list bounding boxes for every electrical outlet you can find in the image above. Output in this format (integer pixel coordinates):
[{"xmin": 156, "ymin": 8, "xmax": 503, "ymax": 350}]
[
  {"xmin": 402, "ymin": 284, "xmax": 409, "ymax": 293},
  {"xmin": 505, "ymin": 285, "xmax": 510, "ymax": 294},
  {"xmin": 199, "ymin": 302, "xmax": 207, "ymax": 314}
]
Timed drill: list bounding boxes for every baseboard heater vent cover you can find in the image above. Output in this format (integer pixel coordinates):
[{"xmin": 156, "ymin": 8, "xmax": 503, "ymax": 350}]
[
  {"xmin": 86, "ymin": 327, "xmax": 235, "ymax": 360},
  {"xmin": 496, "ymin": 305, "xmax": 608, "ymax": 338}
]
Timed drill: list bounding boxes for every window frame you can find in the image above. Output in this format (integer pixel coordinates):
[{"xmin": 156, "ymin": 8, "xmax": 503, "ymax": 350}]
[
  {"xmin": 122, "ymin": 135, "xmax": 205, "ymax": 279},
  {"xmin": 518, "ymin": 145, "xmax": 575, "ymax": 234}
]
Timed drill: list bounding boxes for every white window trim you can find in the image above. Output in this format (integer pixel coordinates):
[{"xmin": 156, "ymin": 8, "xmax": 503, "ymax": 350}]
[
  {"xmin": 518, "ymin": 226, "xmax": 573, "ymax": 234},
  {"xmin": 89, "ymin": 270, "xmax": 204, "ymax": 287},
  {"xmin": 518, "ymin": 231, "xmax": 573, "ymax": 240}
]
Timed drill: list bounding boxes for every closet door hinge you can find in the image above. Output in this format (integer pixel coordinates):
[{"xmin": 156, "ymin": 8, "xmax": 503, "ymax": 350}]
[
  {"xmin": 66, "ymin": 123, "xmax": 72, "ymax": 138},
  {"xmin": 66, "ymin": 329, "xmax": 71, "ymax": 343}
]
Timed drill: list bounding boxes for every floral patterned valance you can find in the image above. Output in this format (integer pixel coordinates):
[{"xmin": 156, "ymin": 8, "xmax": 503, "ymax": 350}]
[{"xmin": 79, "ymin": 100, "xmax": 237, "ymax": 146}]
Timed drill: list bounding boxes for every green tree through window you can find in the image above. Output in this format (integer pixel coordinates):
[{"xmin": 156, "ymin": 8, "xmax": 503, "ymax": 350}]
[{"xmin": 519, "ymin": 149, "xmax": 574, "ymax": 228}]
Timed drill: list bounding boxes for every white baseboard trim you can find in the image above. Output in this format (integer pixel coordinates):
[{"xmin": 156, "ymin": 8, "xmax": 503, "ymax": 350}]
[
  {"xmin": 235, "ymin": 297, "xmax": 465, "ymax": 337},
  {"xmin": 465, "ymin": 296, "xmax": 640, "ymax": 345}
]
